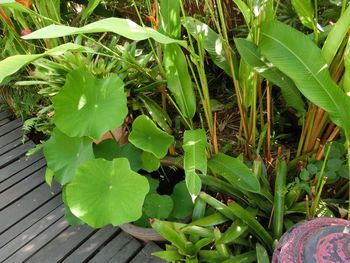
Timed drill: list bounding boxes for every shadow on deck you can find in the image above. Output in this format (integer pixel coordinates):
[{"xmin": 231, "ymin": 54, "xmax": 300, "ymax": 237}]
[{"xmin": 0, "ymin": 111, "xmax": 164, "ymax": 263}]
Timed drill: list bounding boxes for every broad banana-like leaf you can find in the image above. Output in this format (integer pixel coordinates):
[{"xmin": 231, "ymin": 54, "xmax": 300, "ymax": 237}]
[
  {"xmin": 291, "ymin": 0, "xmax": 315, "ymax": 30},
  {"xmin": 182, "ymin": 17, "xmax": 238, "ymax": 77},
  {"xmin": 235, "ymin": 38, "xmax": 305, "ymax": 114},
  {"xmin": 22, "ymin": 17, "xmax": 187, "ymax": 47},
  {"xmin": 259, "ymin": 21, "xmax": 350, "ymax": 136},
  {"xmin": 159, "ymin": 0, "xmax": 181, "ymax": 38},
  {"xmin": 182, "ymin": 129, "xmax": 207, "ymax": 198},
  {"xmin": 0, "ymin": 43, "xmax": 86, "ymax": 84},
  {"xmin": 322, "ymin": 5, "xmax": 350, "ymax": 65}
]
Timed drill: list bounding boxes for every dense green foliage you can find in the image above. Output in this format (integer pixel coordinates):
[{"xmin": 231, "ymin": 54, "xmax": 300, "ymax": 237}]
[{"xmin": 1, "ymin": 0, "xmax": 350, "ymax": 262}]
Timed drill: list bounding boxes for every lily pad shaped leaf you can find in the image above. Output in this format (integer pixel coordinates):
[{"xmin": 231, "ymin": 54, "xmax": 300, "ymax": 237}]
[
  {"xmin": 43, "ymin": 128, "xmax": 94, "ymax": 185},
  {"xmin": 66, "ymin": 158, "xmax": 149, "ymax": 228},
  {"xmin": 129, "ymin": 115, "xmax": 174, "ymax": 159},
  {"xmin": 53, "ymin": 70, "xmax": 128, "ymax": 139},
  {"xmin": 94, "ymin": 140, "xmax": 142, "ymax": 171}
]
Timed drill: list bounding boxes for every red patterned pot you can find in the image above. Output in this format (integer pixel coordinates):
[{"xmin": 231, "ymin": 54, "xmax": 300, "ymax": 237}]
[{"xmin": 272, "ymin": 217, "xmax": 350, "ymax": 262}]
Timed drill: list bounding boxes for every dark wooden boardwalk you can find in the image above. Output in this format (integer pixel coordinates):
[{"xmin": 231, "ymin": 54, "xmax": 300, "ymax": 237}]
[{"xmin": 0, "ymin": 111, "xmax": 164, "ymax": 263}]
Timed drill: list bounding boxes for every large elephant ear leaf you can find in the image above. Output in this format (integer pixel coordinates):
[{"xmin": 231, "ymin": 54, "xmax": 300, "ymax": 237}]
[
  {"xmin": 53, "ymin": 70, "xmax": 128, "ymax": 139},
  {"xmin": 208, "ymin": 153, "xmax": 260, "ymax": 193},
  {"xmin": 66, "ymin": 158, "xmax": 149, "ymax": 228},
  {"xmin": 129, "ymin": 115, "xmax": 174, "ymax": 159},
  {"xmin": 259, "ymin": 20, "xmax": 350, "ymax": 134},
  {"xmin": 43, "ymin": 128, "xmax": 94, "ymax": 185}
]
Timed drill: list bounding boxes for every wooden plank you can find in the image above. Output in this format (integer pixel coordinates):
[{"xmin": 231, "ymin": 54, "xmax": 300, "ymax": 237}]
[
  {"xmin": 3, "ymin": 217, "xmax": 69, "ymax": 263},
  {"xmin": 0, "ymin": 183, "xmax": 60, "ymax": 234},
  {"xmin": 0, "ymin": 118, "xmax": 11, "ymax": 126},
  {"xmin": 62, "ymin": 226, "xmax": 120, "ymax": 263},
  {"xmin": 0, "ymin": 152, "xmax": 43, "ymax": 182},
  {"xmin": 0, "ymin": 127, "xmax": 24, "ymax": 148},
  {"xmin": 0, "ymin": 158, "xmax": 46, "ymax": 192},
  {"xmin": 0, "ymin": 204, "xmax": 65, "ymax": 262},
  {"xmin": 106, "ymin": 238, "xmax": 142, "ymax": 263},
  {"xmin": 0, "ymin": 136, "xmax": 28, "ymax": 156},
  {"xmin": 0, "ymin": 194, "xmax": 62, "ymax": 248},
  {"xmin": 89, "ymin": 232, "xmax": 141, "ymax": 263},
  {"xmin": 0, "ymin": 141, "xmax": 35, "ymax": 168},
  {"xmin": 130, "ymin": 243, "xmax": 165, "ymax": 263},
  {"xmin": 26, "ymin": 224, "xmax": 95, "ymax": 263},
  {"xmin": 0, "ymin": 119, "xmax": 22, "ymax": 137},
  {"xmin": 0, "ymin": 167, "xmax": 46, "ymax": 209},
  {"xmin": 0, "ymin": 111, "xmax": 11, "ymax": 121}
]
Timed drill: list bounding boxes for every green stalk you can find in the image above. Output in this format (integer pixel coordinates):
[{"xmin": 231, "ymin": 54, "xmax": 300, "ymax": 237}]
[
  {"xmin": 273, "ymin": 0, "xmax": 281, "ymax": 18},
  {"xmin": 315, "ymin": 141, "xmax": 332, "ymax": 193},
  {"xmin": 273, "ymin": 159, "xmax": 287, "ymax": 240},
  {"xmin": 296, "ymin": 113, "xmax": 306, "ymax": 158},
  {"xmin": 311, "ymin": 176, "xmax": 327, "ymax": 217},
  {"xmin": 216, "ymin": 0, "xmax": 249, "ymax": 146},
  {"xmin": 342, "ymin": 0, "xmax": 348, "ymax": 14},
  {"xmin": 313, "ymin": 0, "xmax": 319, "ymax": 45}
]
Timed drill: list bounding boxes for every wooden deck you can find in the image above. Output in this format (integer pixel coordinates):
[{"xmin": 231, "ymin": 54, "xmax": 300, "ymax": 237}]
[{"xmin": 0, "ymin": 111, "xmax": 164, "ymax": 263}]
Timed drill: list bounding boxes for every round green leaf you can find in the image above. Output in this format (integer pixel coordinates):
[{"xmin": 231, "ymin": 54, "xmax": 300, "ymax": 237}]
[
  {"xmin": 306, "ymin": 164, "xmax": 318, "ymax": 175},
  {"xmin": 327, "ymin": 159, "xmax": 343, "ymax": 172},
  {"xmin": 325, "ymin": 170, "xmax": 339, "ymax": 184},
  {"xmin": 170, "ymin": 181, "xmax": 194, "ymax": 219},
  {"xmin": 146, "ymin": 176, "xmax": 160, "ymax": 193},
  {"xmin": 129, "ymin": 115, "xmax": 174, "ymax": 159},
  {"xmin": 144, "ymin": 193, "xmax": 174, "ymax": 220},
  {"xmin": 339, "ymin": 165, "xmax": 349, "ymax": 179},
  {"xmin": 43, "ymin": 128, "xmax": 94, "ymax": 185},
  {"xmin": 141, "ymin": 151, "xmax": 160, "ymax": 172},
  {"xmin": 94, "ymin": 140, "xmax": 142, "ymax": 171},
  {"xmin": 66, "ymin": 158, "xmax": 149, "ymax": 228},
  {"xmin": 300, "ymin": 169, "xmax": 310, "ymax": 181},
  {"xmin": 53, "ymin": 70, "xmax": 128, "ymax": 139}
]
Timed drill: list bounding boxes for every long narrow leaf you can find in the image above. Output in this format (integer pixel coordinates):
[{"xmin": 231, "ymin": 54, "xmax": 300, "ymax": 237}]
[
  {"xmin": 260, "ymin": 21, "xmax": 350, "ymax": 136},
  {"xmin": 183, "ymin": 129, "xmax": 207, "ymax": 198},
  {"xmin": 208, "ymin": 153, "xmax": 260, "ymax": 193},
  {"xmin": 322, "ymin": 5, "xmax": 350, "ymax": 64},
  {"xmin": 291, "ymin": 0, "xmax": 315, "ymax": 29},
  {"xmin": 82, "ymin": 0, "xmax": 102, "ymax": 20},
  {"xmin": 0, "ymin": 43, "xmax": 86, "ymax": 83},
  {"xmin": 22, "ymin": 18, "xmax": 187, "ymax": 47},
  {"xmin": 232, "ymin": 0, "xmax": 251, "ymax": 25},
  {"xmin": 159, "ymin": 0, "xmax": 181, "ymax": 38},
  {"xmin": 163, "ymin": 44, "xmax": 196, "ymax": 119}
]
